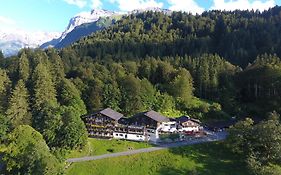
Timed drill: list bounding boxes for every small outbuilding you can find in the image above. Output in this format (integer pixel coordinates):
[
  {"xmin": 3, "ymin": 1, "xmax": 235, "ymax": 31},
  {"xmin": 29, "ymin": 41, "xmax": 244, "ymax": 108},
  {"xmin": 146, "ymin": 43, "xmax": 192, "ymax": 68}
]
[{"xmin": 176, "ymin": 116, "xmax": 201, "ymax": 132}]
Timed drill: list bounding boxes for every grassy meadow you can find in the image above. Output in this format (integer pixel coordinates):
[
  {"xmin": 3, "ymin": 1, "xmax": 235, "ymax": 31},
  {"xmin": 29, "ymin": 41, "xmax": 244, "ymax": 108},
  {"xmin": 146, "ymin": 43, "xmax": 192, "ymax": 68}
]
[
  {"xmin": 66, "ymin": 138, "xmax": 152, "ymax": 158},
  {"xmin": 66, "ymin": 142, "xmax": 249, "ymax": 175}
]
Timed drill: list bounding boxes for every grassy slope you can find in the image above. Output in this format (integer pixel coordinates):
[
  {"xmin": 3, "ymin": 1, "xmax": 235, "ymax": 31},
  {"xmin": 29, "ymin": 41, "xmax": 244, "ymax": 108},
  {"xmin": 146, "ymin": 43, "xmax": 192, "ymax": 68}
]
[
  {"xmin": 66, "ymin": 142, "xmax": 249, "ymax": 175},
  {"xmin": 67, "ymin": 138, "xmax": 152, "ymax": 158}
]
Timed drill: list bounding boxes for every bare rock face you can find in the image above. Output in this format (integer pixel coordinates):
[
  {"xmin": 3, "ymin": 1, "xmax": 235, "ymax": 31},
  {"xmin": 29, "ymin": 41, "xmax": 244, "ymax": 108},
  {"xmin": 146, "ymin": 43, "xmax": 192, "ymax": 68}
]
[{"xmin": 61, "ymin": 9, "xmax": 118, "ymax": 41}]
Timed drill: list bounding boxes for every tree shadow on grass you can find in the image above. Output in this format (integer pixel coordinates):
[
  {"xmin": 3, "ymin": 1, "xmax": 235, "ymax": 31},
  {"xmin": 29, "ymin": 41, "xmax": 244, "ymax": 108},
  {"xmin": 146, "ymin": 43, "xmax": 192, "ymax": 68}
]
[
  {"xmin": 158, "ymin": 166, "xmax": 199, "ymax": 175},
  {"xmin": 158, "ymin": 142, "xmax": 250, "ymax": 175}
]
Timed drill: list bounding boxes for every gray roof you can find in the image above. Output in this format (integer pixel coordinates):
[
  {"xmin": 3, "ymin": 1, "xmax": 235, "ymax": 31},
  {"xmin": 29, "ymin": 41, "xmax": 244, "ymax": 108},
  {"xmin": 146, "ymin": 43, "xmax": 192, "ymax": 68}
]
[
  {"xmin": 177, "ymin": 116, "xmax": 201, "ymax": 124},
  {"xmin": 98, "ymin": 108, "xmax": 123, "ymax": 120},
  {"xmin": 144, "ymin": 110, "xmax": 170, "ymax": 122}
]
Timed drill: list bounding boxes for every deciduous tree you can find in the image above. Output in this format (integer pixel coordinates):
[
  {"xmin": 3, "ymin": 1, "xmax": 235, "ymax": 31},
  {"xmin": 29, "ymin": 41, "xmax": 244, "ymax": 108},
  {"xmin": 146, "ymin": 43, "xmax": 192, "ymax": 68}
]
[{"xmin": 3, "ymin": 125, "xmax": 62, "ymax": 175}]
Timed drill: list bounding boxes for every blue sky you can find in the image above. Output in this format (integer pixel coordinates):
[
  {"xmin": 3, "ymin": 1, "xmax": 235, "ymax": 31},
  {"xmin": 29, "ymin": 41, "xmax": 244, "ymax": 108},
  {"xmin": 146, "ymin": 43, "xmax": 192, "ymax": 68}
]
[{"xmin": 0, "ymin": 0, "xmax": 280, "ymax": 32}]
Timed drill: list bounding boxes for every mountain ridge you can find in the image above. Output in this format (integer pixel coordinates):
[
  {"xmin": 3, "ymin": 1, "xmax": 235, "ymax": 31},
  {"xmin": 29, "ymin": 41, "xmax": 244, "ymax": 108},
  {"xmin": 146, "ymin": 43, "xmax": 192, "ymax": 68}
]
[
  {"xmin": 1, "ymin": 7, "xmax": 172, "ymax": 56},
  {"xmin": 41, "ymin": 7, "xmax": 172, "ymax": 49},
  {"xmin": 40, "ymin": 9, "xmax": 121, "ymax": 49},
  {"xmin": 0, "ymin": 30, "xmax": 60, "ymax": 57},
  {"xmin": 55, "ymin": 16, "xmax": 121, "ymax": 49}
]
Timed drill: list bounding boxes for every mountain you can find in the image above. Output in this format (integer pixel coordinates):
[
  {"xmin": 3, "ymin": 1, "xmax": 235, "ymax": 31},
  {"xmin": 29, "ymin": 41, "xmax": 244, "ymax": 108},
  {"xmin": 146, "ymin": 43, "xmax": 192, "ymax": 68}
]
[
  {"xmin": 0, "ymin": 9, "xmax": 121, "ymax": 56},
  {"xmin": 0, "ymin": 30, "xmax": 60, "ymax": 57},
  {"xmin": 55, "ymin": 16, "xmax": 121, "ymax": 49},
  {"xmin": 41, "ymin": 9, "xmax": 119, "ymax": 48},
  {"xmin": 0, "ymin": 7, "xmax": 173, "ymax": 56},
  {"xmin": 130, "ymin": 7, "xmax": 172, "ymax": 15},
  {"xmin": 61, "ymin": 9, "xmax": 118, "ymax": 40},
  {"xmin": 42, "ymin": 8, "xmax": 172, "ymax": 49},
  {"xmin": 39, "ymin": 38, "xmax": 61, "ymax": 50}
]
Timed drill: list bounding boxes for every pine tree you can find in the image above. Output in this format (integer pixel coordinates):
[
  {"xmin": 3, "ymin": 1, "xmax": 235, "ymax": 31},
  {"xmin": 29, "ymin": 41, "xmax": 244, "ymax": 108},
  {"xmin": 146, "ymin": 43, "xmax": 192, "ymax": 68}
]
[
  {"xmin": 35, "ymin": 105, "xmax": 62, "ymax": 147},
  {"xmin": 56, "ymin": 79, "xmax": 88, "ymax": 149},
  {"xmin": 32, "ymin": 63, "xmax": 61, "ymax": 146},
  {"xmin": 0, "ymin": 69, "xmax": 11, "ymax": 114},
  {"xmin": 58, "ymin": 108, "xmax": 87, "ymax": 149},
  {"xmin": 0, "ymin": 114, "xmax": 10, "ymax": 142},
  {"xmin": 197, "ymin": 57, "xmax": 210, "ymax": 98},
  {"xmin": 18, "ymin": 52, "xmax": 30, "ymax": 82},
  {"xmin": 32, "ymin": 63, "xmax": 57, "ymax": 112},
  {"xmin": 47, "ymin": 49, "xmax": 65, "ymax": 85},
  {"xmin": 6, "ymin": 80, "xmax": 31, "ymax": 128}
]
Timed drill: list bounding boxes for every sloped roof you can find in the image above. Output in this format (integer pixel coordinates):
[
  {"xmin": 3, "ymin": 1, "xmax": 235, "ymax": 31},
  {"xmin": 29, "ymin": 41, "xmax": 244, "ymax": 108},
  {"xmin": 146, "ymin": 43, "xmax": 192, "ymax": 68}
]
[
  {"xmin": 143, "ymin": 110, "xmax": 170, "ymax": 122},
  {"xmin": 177, "ymin": 116, "xmax": 201, "ymax": 124},
  {"xmin": 98, "ymin": 108, "xmax": 123, "ymax": 120}
]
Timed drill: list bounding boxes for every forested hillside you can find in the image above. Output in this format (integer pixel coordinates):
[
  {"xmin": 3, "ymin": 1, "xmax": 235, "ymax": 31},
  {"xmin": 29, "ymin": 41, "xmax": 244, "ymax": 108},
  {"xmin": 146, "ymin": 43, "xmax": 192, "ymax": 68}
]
[
  {"xmin": 0, "ymin": 48, "xmax": 235, "ymax": 174},
  {"xmin": 72, "ymin": 6, "xmax": 281, "ymax": 68},
  {"xmin": 66, "ymin": 6, "xmax": 281, "ymax": 116},
  {"xmin": 55, "ymin": 16, "xmax": 120, "ymax": 49}
]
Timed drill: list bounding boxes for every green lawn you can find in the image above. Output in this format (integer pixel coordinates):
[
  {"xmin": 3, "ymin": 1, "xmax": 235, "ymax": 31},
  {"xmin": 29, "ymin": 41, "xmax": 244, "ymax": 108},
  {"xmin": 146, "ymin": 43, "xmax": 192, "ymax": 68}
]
[
  {"xmin": 66, "ymin": 138, "xmax": 152, "ymax": 158},
  {"xmin": 66, "ymin": 142, "xmax": 249, "ymax": 175}
]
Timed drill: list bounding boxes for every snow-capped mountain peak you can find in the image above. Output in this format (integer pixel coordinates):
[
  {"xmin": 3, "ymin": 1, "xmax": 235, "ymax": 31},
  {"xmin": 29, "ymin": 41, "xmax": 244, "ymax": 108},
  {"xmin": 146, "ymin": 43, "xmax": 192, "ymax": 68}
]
[
  {"xmin": 61, "ymin": 9, "xmax": 118, "ymax": 41},
  {"xmin": 0, "ymin": 30, "xmax": 60, "ymax": 44},
  {"xmin": 40, "ymin": 9, "xmax": 122, "ymax": 49},
  {"xmin": 0, "ymin": 30, "xmax": 60, "ymax": 57},
  {"xmin": 1, "ymin": 7, "xmax": 173, "ymax": 56},
  {"xmin": 130, "ymin": 7, "xmax": 172, "ymax": 15},
  {"xmin": 90, "ymin": 9, "xmax": 116, "ymax": 16}
]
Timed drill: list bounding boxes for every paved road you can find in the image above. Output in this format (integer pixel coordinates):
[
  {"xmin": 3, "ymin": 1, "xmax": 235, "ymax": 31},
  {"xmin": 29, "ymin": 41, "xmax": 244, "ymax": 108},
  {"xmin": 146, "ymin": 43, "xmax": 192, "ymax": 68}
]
[{"xmin": 67, "ymin": 131, "xmax": 227, "ymax": 163}]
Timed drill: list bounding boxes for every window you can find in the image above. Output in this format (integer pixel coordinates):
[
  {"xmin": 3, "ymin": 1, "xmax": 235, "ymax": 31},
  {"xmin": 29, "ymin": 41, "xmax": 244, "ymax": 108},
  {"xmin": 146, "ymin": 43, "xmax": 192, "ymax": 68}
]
[
  {"xmin": 120, "ymin": 134, "xmax": 123, "ymax": 137},
  {"xmin": 115, "ymin": 134, "xmax": 118, "ymax": 136}
]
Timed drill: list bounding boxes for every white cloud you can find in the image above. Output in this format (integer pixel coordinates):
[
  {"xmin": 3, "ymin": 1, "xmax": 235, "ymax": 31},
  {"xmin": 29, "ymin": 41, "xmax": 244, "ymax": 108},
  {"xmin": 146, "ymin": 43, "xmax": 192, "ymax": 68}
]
[
  {"xmin": 211, "ymin": 0, "xmax": 276, "ymax": 11},
  {"xmin": 91, "ymin": 0, "xmax": 103, "ymax": 9},
  {"xmin": 63, "ymin": 0, "xmax": 87, "ymax": 8},
  {"xmin": 110, "ymin": 0, "xmax": 164, "ymax": 11},
  {"xmin": 167, "ymin": 0, "xmax": 205, "ymax": 14}
]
